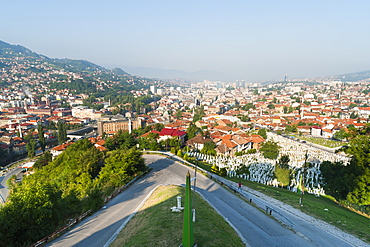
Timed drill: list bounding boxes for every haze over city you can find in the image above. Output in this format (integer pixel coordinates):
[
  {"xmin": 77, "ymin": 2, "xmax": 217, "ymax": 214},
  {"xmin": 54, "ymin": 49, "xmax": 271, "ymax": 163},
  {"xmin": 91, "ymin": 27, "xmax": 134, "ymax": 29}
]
[{"xmin": 2, "ymin": 0, "xmax": 370, "ymax": 81}]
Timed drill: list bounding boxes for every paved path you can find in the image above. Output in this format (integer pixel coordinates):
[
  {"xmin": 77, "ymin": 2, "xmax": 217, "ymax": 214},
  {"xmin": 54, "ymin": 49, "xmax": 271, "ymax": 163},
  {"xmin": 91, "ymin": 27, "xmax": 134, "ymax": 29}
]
[{"xmin": 45, "ymin": 155, "xmax": 365, "ymax": 247}]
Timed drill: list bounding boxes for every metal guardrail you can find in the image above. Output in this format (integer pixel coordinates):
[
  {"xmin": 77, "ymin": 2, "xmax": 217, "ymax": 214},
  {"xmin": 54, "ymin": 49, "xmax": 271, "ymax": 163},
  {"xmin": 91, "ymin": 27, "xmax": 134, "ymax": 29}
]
[{"xmin": 30, "ymin": 209, "xmax": 93, "ymax": 247}]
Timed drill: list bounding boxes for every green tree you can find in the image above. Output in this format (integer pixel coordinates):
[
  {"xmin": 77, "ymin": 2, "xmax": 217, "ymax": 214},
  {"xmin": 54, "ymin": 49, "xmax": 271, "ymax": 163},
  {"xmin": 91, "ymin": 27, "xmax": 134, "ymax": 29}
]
[
  {"xmin": 57, "ymin": 121, "xmax": 67, "ymax": 144},
  {"xmin": 33, "ymin": 151, "xmax": 53, "ymax": 169},
  {"xmin": 267, "ymin": 103, "xmax": 275, "ymax": 109},
  {"xmin": 260, "ymin": 141, "xmax": 280, "ymax": 159},
  {"xmin": 26, "ymin": 139, "xmax": 36, "ymax": 158},
  {"xmin": 237, "ymin": 115, "xmax": 249, "ymax": 122},
  {"xmin": 349, "ymin": 112, "xmax": 358, "ymax": 119},
  {"xmin": 345, "ymin": 135, "xmax": 370, "ymax": 205},
  {"xmin": 241, "ymin": 103, "xmax": 256, "ymax": 111},
  {"xmin": 201, "ymin": 141, "xmax": 216, "ymax": 156},
  {"xmin": 219, "ymin": 167, "xmax": 227, "ymax": 177},
  {"xmin": 176, "ymin": 110, "xmax": 183, "ymax": 119},
  {"xmin": 320, "ymin": 161, "xmax": 360, "ymax": 201},
  {"xmin": 236, "ymin": 165, "xmax": 249, "ymax": 176},
  {"xmin": 257, "ymin": 128, "xmax": 267, "ymax": 139},
  {"xmin": 274, "ymin": 166, "xmax": 291, "ymax": 187},
  {"xmin": 246, "ymin": 149, "xmax": 257, "ymax": 154},
  {"xmin": 23, "ymin": 131, "xmax": 34, "ymax": 142},
  {"xmin": 105, "ymin": 130, "xmax": 137, "ymax": 151},
  {"xmin": 169, "ymin": 137, "xmax": 181, "ymax": 149},
  {"xmin": 193, "ymin": 106, "xmax": 205, "ymax": 122},
  {"xmin": 37, "ymin": 123, "xmax": 46, "ymax": 153},
  {"xmin": 283, "ymin": 106, "xmax": 288, "ymax": 113},
  {"xmin": 277, "ymin": 155, "xmax": 290, "ymax": 169},
  {"xmin": 97, "ymin": 148, "xmax": 145, "ymax": 189},
  {"xmin": 186, "ymin": 122, "xmax": 202, "ymax": 140},
  {"xmin": 288, "ymin": 105, "xmax": 294, "ymax": 113},
  {"xmin": 285, "ymin": 124, "xmax": 297, "ymax": 133},
  {"xmin": 333, "ymin": 129, "xmax": 350, "ymax": 140},
  {"xmin": 152, "ymin": 123, "xmax": 165, "ymax": 131},
  {"xmin": 0, "ymin": 181, "xmax": 64, "ymax": 246}
]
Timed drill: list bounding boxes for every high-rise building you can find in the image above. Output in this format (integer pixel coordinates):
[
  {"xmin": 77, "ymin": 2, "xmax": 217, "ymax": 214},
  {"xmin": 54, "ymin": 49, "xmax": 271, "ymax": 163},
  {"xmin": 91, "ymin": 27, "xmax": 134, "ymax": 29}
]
[{"xmin": 150, "ymin": 85, "xmax": 157, "ymax": 94}]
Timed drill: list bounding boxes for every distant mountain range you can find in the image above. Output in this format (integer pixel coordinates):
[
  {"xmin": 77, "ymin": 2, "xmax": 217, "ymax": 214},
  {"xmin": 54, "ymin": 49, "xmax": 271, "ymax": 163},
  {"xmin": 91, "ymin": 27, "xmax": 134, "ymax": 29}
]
[
  {"xmin": 119, "ymin": 66, "xmax": 229, "ymax": 82},
  {"xmin": 0, "ymin": 40, "xmax": 143, "ymax": 84},
  {"xmin": 2, "ymin": 40, "xmax": 370, "ymax": 83},
  {"xmin": 0, "ymin": 40, "xmax": 154, "ymax": 94},
  {"xmin": 0, "ymin": 40, "xmax": 110, "ymax": 74}
]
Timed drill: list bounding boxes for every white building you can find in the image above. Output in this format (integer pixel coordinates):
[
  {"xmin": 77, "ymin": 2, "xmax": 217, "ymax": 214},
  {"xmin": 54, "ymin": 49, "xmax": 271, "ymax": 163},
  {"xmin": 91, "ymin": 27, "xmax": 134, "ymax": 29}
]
[{"xmin": 150, "ymin": 85, "xmax": 157, "ymax": 94}]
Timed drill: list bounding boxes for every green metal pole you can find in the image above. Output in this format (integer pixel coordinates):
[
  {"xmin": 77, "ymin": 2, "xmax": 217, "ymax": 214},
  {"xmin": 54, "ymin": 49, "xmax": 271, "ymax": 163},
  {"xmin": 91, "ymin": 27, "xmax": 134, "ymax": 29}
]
[{"xmin": 182, "ymin": 171, "xmax": 194, "ymax": 247}]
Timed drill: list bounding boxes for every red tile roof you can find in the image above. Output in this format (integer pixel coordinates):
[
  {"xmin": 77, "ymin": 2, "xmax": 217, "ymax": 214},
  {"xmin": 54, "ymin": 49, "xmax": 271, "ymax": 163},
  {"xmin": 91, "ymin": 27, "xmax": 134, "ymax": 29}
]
[{"xmin": 159, "ymin": 128, "xmax": 186, "ymax": 137}]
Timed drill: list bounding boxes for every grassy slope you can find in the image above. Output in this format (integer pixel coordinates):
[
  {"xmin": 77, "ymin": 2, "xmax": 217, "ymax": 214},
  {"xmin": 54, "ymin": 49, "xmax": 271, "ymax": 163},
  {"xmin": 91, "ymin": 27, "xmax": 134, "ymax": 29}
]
[
  {"xmin": 111, "ymin": 185, "xmax": 244, "ymax": 247},
  {"xmin": 195, "ymin": 160, "xmax": 370, "ymax": 244},
  {"xmin": 292, "ymin": 135, "xmax": 345, "ymax": 148}
]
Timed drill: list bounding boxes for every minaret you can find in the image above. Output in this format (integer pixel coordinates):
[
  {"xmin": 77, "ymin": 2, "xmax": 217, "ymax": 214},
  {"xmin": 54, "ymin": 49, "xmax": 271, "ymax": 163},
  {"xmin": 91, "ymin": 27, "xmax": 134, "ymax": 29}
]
[
  {"xmin": 18, "ymin": 120, "xmax": 23, "ymax": 138},
  {"xmin": 128, "ymin": 118, "xmax": 132, "ymax": 134}
]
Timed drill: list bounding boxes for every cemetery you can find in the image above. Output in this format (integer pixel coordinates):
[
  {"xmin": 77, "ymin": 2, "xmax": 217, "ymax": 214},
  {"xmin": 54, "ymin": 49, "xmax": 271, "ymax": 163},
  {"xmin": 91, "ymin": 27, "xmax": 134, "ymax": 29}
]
[{"xmin": 188, "ymin": 132, "xmax": 351, "ymax": 196}]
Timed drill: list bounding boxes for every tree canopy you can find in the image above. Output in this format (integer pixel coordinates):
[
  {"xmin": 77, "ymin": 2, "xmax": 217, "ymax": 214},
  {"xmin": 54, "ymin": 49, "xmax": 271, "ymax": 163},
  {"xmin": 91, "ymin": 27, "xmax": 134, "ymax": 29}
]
[
  {"xmin": 186, "ymin": 122, "xmax": 202, "ymax": 140},
  {"xmin": 257, "ymin": 128, "xmax": 267, "ymax": 139},
  {"xmin": 320, "ymin": 134, "xmax": 370, "ymax": 205},
  {"xmin": 260, "ymin": 141, "xmax": 281, "ymax": 159}
]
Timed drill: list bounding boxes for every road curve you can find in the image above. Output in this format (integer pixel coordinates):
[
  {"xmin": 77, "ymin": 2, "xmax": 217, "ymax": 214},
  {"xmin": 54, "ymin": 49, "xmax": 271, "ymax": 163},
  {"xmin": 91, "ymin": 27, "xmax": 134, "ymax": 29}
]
[
  {"xmin": 0, "ymin": 167, "xmax": 22, "ymax": 203},
  {"xmin": 45, "ymin": 155, "xmax": 357, "ymax": 247}
]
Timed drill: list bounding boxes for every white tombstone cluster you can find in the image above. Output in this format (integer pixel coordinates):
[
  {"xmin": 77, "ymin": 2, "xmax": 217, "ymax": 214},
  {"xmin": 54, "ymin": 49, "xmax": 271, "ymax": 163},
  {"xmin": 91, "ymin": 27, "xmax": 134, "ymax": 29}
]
[{"xmin": 187, "ymin": 132, "xmax": 351, "ymax": 196}]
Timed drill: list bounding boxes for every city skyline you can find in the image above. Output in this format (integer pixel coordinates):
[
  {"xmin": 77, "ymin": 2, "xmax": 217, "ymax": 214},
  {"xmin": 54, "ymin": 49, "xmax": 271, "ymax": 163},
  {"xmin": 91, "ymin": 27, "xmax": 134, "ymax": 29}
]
[{"xmin": 2, "ymin": 0, "xmax": 370, "ymax": 82}]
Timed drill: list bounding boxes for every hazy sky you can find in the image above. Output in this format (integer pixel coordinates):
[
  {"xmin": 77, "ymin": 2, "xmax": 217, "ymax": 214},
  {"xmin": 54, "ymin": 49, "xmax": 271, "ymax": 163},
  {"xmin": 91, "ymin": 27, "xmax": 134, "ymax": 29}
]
[{"xmin": 2, "ymin": 0, "xmax": 370, "ymax": 82}]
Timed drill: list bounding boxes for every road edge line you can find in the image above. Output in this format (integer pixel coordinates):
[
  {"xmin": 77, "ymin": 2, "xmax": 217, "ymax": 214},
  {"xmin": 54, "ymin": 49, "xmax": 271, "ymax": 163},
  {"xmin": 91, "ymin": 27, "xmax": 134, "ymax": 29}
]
[
  {"xmin": 103, "ymin": 184, "xmax": 161, "ymax": 247},
  {"xmin": 195, "ymin": 190, "xmax": 251, "ymax": 247}
]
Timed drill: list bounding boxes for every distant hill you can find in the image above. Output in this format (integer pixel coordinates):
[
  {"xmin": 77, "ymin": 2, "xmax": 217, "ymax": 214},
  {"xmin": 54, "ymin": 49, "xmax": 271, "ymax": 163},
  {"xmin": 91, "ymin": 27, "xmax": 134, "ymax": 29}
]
[
  {"xmin": 331, "ymin": 70, "xmax": 370, "ymax": 82},
  {"xmin": 0, "ymin": 40, "xmax": 158, "ymax": 96},
  {"xmin": 0, "ymin": 40, "xmax": 128, "ymax": 76},
  {"xmin": 121, "ymin": 66, "xmax": 229, "ymax": 82},
  {"xmin": 0, "ymin": 40, "xmax": 41, "ymax": 58}
]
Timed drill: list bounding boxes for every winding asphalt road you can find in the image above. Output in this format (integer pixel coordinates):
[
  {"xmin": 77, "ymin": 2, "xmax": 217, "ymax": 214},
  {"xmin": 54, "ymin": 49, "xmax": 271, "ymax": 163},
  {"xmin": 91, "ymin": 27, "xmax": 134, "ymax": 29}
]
[
  {"xmin": 0, "ymin": 166, "xmax": 22, "ymax": 203},
  {"xmin": 45, "ymin": 154, "xmax": 358, "ymax": 247}
]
